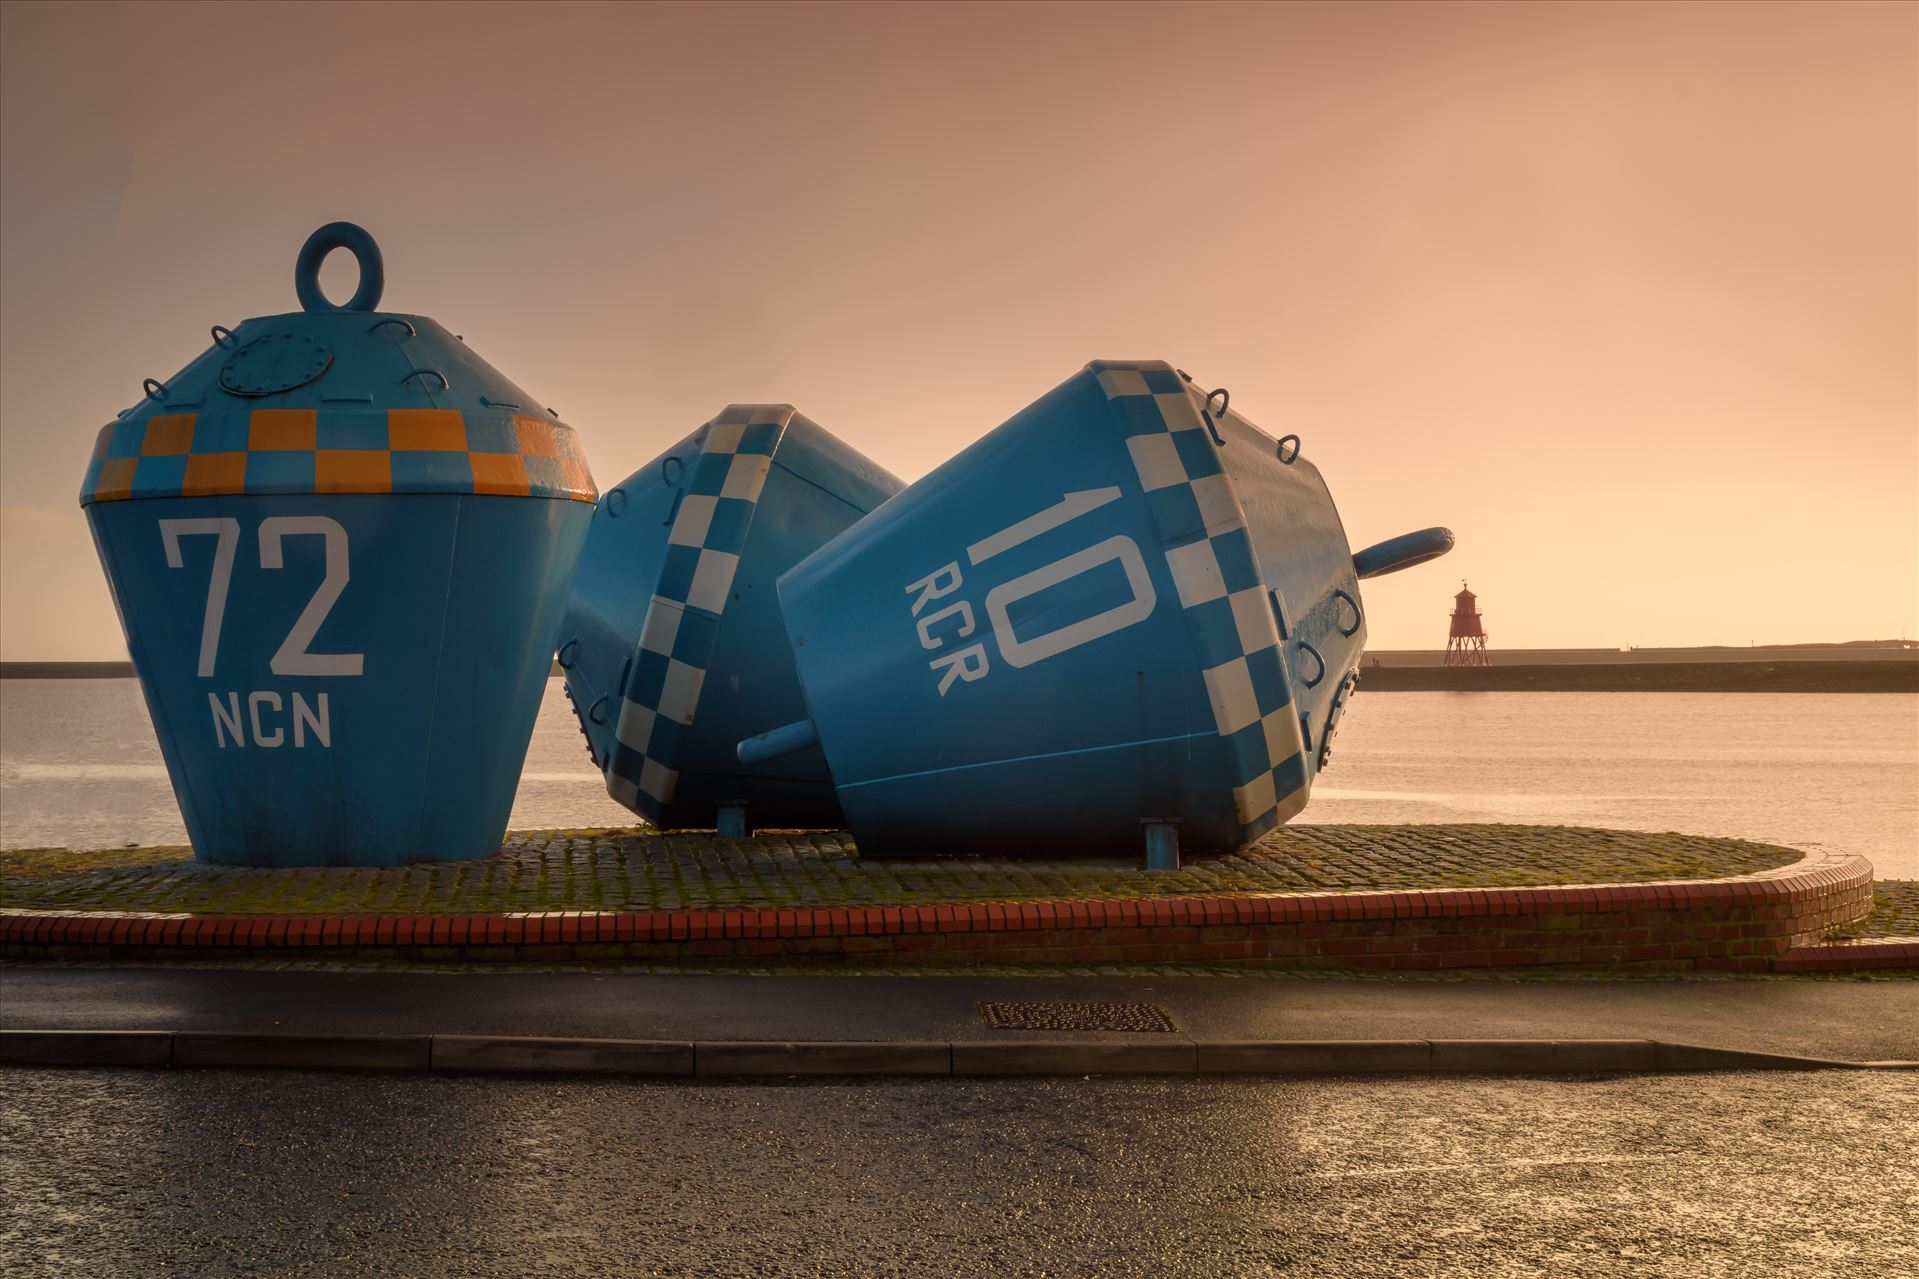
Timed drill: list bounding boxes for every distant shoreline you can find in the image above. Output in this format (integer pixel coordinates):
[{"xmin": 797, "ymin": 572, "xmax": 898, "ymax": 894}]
[
  {"xmin": 2, "ymin": 662, "xmax": 138, "ymax": 679},
  {"xmin": 1357, "ymin": 661, "xmax": 1917, "ymax": 694},
  {"xmin": 6, "ymin": 653, "xmax": 1915, "ymax": 692},
  {"xmin": 1366, "ymin": 643, "xmax": 1918, "ymax": 667}
]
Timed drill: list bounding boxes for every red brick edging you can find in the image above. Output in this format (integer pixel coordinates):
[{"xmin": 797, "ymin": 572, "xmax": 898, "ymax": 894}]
[
  {"xmin": 1, "ymin": 848, "xmax": 1900, "ymax": 972},
  {"xmin": 1772, "ymin": 937, "xmax": 1919, "ymax": 973}
]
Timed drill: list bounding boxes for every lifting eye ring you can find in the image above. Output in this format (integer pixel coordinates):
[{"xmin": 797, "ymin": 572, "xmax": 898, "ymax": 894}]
[
  {"xmin": 1276, "ymin": 434, "xmax": 1300, "ymax": 465},
  {"xmin": 294, "ymin": 221, "xmax": 385, "ymax": 313}
]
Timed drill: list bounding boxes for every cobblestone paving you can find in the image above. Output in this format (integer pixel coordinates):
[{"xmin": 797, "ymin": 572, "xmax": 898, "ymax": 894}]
[
  {"xmin": 1827, "ymin": 880, "xmax": 1919, "ymax": 940},
  {"xmin": 0, "ymin": 824, "xmax": 1805, "ymax": 917}
]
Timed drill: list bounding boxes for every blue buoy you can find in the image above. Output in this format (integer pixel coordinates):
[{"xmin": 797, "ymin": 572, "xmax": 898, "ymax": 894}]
[
  {"xmin": 765, "ymin": 360, "xmax": 1448, "ymax": 857},
  {"xmin": 79, "ymin": 223, "xmax": 596, "ymax": 866},
  {"xmin": 558, "ymin": 407, "xmax": 901, "ymax": 831}
]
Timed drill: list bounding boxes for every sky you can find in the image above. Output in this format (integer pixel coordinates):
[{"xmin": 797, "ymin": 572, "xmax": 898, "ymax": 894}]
[{"xmin": 1, "ymin": 0, "xmax": 1913, "ymax": 659}]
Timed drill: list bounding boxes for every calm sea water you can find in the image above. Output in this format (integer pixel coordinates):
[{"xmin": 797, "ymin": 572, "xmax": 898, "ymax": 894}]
[{"xmin": 2, "ymin": 680, "xmax": 1913, "ymax": 878}]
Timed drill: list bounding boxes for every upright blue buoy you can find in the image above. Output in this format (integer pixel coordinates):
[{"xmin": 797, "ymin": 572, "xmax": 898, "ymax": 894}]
[
  {"xmin": 79, "ymin": 223, "xmax": 596, "ymax": 866},
  {"xmin": 558, "ymin": 407, "xmax": 901, "ymax": 833},
  {"xmin": 764, "ymin": 360, "xmax": 1449, "ymax": 858}
]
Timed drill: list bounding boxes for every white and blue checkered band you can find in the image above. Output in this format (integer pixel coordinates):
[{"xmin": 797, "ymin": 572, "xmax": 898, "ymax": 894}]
[
  {"xmin": 605, "ymin": 405, "xmax": 793, "ymax": 819},
  {"xmin": 1089, "ymin": 360, "xmax": 1309, "ymax": 842}
]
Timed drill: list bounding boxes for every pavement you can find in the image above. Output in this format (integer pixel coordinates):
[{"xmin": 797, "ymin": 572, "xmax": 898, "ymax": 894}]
[
  {"xmin": 5, "ymin": 966, "xmax": 1916, "ymax": 1063},
  {"xmin": 4, "ymin": 1067, "xmax": 1915, "ymax": 1278}
]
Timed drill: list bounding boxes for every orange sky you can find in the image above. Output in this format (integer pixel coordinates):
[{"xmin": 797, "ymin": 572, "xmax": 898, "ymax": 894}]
[{"xmin": 2, "ymin": 0, "xmax": 1913, "ymax": 659}]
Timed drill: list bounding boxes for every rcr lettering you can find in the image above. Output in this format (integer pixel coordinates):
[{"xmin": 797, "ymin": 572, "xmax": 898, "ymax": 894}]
[
  {"xmin": 906, "ymin": 565, "xmax": 991, "ymax": 696},
  {"xmin": 904, "ymin": 488, "xmax": 1157, "ymax": 697}
]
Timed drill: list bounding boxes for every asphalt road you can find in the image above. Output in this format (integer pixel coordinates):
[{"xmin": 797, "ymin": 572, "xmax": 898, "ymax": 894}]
[
  {"xmin": 5, "ymin": 966, "xmax": 1917, "ymax": 1061},
  {"xmin": 2, "ymin": 1067, "xmax": 1914, "ymax": 1278}
]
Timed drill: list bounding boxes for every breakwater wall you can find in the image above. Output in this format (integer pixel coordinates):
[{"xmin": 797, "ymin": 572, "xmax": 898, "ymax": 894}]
[
  {"xmin": 7, "ymin": 658, "xmax": 1916, "ymax": 693},
  {"xmin": 1357, "ymin": 660, "xmax": 1918, "ymax": 693}
]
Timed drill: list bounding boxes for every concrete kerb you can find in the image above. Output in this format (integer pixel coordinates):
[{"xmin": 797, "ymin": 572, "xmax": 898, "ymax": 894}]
[
  {"xmin": 951, "ymin": 1039, "xmax": 1199, "ymax": 1076},
  {"xmin": 1199, "ymin": 1040, "xmax": 1439, "ymax": 1074},
  {"xmin": 697, "ymin": 1041, "xmax": 952, "ymax": 1077},
  {"xmin": 0, "ymin": 1029, "xmax": 172, "ymax": 1067},
  {"xmin": 170, "ymin": 1032, "xmax": 432, "ymax": 1071},
  {"xmin": 4, "ymin": 1030, "xmax": 1915, "ymax": 1076},
  {"xmin": 432, "ymin": 1035, "xmax": 694, "ymax": 1076}
]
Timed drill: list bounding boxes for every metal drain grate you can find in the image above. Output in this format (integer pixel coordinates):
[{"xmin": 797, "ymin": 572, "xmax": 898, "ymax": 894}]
[{"xmin": 978, "ymin": 1001, "xmax": 1177, "ymax": 1033}]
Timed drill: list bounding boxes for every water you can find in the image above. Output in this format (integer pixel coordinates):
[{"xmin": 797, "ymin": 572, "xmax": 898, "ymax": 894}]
[
  {"xmin": 2, "ymin": 681, "xmax": 1914, "ymax": 878},
  {"xmin": 1303, "ymin": 690, "xmax": 1917, "ymax": 879}
]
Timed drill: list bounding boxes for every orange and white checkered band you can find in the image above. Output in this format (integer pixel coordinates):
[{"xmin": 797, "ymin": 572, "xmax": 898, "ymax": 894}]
[{"xmin": 80, "ymin": 408, "xmax": 596, "ymax": 505}]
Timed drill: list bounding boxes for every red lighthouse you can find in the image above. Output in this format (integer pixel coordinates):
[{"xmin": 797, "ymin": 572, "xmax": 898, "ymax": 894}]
[{"xmin": 1444, "ymin": 583, "xmax": 1490, "ymax": 666}]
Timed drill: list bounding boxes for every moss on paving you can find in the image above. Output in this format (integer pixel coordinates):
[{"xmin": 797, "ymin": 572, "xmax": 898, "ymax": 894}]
[
  {"xmin": 0, "ymin": 824, "xmax": 1807, "ymax": 917},
  {"xmin": 0, "ymin": 845, "xmax": 195, "ymax": 877}
]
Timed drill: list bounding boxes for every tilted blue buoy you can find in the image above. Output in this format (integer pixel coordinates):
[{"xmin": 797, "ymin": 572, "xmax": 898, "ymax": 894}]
[
  {"xmin": 762, "ymin": 360, "xmax": 1451, "ymax": 858},
  {"xmin": 558, "ymin": 407, "xmax": 901, "ymax": 833},
  {"xmin": 79, "ymin": 223, "xmax": 596, "ymax": 866}
]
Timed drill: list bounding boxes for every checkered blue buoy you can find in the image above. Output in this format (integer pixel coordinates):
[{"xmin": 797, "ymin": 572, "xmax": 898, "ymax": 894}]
[
  {"xmin": 765, "ymin": 360, "xmax": 1445, "ymax": 857},
  {"xmin": 558, "ymin": 406, "xmax": 901, "ymax": 834}
]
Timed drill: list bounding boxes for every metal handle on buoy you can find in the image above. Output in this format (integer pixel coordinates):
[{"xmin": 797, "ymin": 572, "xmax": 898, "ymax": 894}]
[
  {"xmin": 1201, "ymin": 387, "xmax": 1229, "ymax": 444},
  {"xmin": 1332, "ymin": 588, "xmax": 1363, "ymax": 637},
  {"xmin": 295, "ymin": 222, "xmax": 385, "ymax": 313},
  {"xmin": 1352, "ymin": 527, "xmax": 1455, "ymax": 580},
  {"xmin": 1296, "ymin": 640, "xmax": 1326, "ymax": 688}
]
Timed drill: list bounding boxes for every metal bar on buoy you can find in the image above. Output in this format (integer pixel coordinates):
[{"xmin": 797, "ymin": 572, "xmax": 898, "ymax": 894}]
[{"xmin": 737, "ymin": 719, "xmax": 821, "ymax": 765}]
